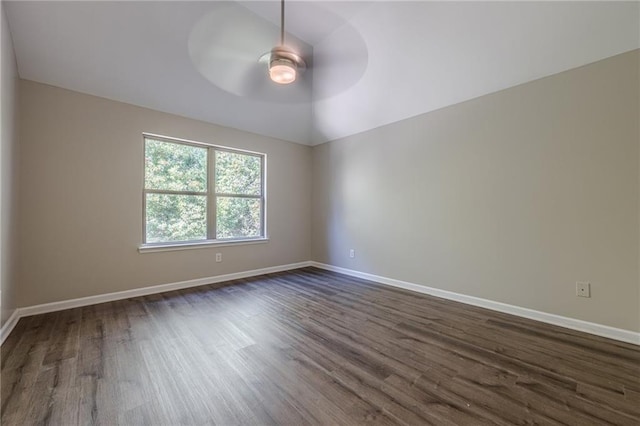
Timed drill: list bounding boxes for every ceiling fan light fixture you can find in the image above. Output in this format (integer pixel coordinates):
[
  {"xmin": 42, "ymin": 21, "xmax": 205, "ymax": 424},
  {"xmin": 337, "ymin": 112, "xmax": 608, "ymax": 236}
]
[
  {"xmin": 264, "ymin": 0, "xmax": 305, "ymax": 86},
  {"xmin": 269, "ymin": 57, "xmax": 296, "ymax": 84}
]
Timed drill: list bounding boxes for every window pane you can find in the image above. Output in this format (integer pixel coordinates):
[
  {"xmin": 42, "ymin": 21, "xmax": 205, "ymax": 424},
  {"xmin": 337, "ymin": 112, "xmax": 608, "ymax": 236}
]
[
  {"xmin": 146, "ymin": 194, "xmax": 207, "ymax": 243},
  {"xmin": 145, "ymin": 139, "xmax": 207, "ymax": 192},
  {"xmin": 215, "ymin": 151, "xmax": 261, "ymax": 195},
  {"xmin": 216, "ymin": 197, "xmax": 261, "ymax": 239}
]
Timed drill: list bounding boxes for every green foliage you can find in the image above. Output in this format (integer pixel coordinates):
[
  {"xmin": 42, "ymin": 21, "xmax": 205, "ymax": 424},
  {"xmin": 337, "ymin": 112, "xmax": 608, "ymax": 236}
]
[
  {"xmin": 217, "ymin": 197, "xmax": 261, "ymax": 239},
  {"xmin": 145, "ymin": 139, "xmax": 208, "ymax": 242},
  {"xmin": 215, "ymin": 151, "xmax": 262, "ymax": 239},
  {"xmin": 215, "ymin": 151, "xmax": 261, "ymax": 195},
  {"xmin": 145, "ymin": 139, "xmax": 207, "ymax": 192},
  {"xmin": 144, "ymin": 138, "xmax": 263, "ymax": 243},
  {"xmin": 146, "ymin": 194, "xmax": 207, "ymax": 243}
]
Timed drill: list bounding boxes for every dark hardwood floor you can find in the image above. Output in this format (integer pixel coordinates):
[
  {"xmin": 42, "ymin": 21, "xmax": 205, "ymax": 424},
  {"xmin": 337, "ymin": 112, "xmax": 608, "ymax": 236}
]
[{"xmin": 1, "ymin": 267, "xmax": 639, "ymax": 425}]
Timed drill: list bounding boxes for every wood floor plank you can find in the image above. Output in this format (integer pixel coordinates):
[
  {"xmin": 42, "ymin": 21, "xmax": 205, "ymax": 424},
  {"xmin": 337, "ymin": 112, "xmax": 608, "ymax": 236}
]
[{"xmin": 1, "ymin": 267, "xmax": 638, "ymax": 425}]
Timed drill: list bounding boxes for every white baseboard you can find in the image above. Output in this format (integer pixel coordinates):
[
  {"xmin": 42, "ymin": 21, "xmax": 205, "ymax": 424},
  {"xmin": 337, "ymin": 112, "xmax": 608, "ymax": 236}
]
[
  {"xmin": 310, "ymin": 262, "xmax": 640, "ymax": 346},
  {"xmin": 3, "ymin": 260, "xmax": 638, "ymax": 347},
  {"xmin": 0, "ymin": 309, "xmax": 20, "ymax": 345},
  {"xmin": 0, "ymin": 261, "xmax": 312, "ymax": 345}
]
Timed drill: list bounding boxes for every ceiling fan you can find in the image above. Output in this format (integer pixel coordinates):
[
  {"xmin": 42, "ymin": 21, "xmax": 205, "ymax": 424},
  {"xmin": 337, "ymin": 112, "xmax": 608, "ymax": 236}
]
[
  {"xmin": 187, "ymin": 1, "xmax": 368, "ymax": 102},
  {"xmin": 259, "ymin": 0, "xmax": 306, "ymax": 84}
]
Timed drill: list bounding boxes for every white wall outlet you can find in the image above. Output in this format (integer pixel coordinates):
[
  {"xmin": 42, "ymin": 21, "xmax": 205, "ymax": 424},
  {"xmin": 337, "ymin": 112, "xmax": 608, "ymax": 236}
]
[
  {"xmin": 576, "ymin": 281, "xmax": 590, "ymax": 298},
  {"xmin": 216, "ymin": 253, "xmax": 222, "ymax": 263},
  {"xmin": 349, "ymin": 249, "xmax": 355, "ymax": 258}
]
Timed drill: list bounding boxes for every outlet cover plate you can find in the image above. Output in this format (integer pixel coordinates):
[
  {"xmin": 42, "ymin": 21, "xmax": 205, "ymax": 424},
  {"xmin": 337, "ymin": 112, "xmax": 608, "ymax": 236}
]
[{"xmin": 576, "ymin": 281, "xmax": 590, "ymax": 298}]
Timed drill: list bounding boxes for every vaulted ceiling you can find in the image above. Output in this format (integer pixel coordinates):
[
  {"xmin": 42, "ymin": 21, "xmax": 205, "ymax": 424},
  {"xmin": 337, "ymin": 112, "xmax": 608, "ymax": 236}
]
[{"xmin": 5, "ymin": 1, "xmax": 639, "ymax": 145}]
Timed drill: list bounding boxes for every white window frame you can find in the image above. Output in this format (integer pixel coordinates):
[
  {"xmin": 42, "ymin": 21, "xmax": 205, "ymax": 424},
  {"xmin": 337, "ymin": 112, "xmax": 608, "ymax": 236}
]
[{"xmin": 140, "ymin": 133, "xmax": 267, "ymax": 252}]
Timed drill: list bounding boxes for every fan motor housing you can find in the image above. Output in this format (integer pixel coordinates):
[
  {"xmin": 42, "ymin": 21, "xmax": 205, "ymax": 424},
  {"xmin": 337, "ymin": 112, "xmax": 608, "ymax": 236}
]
[{"xmin": 269, "ymin": 46, "xmax": 306, "ymax": 70}]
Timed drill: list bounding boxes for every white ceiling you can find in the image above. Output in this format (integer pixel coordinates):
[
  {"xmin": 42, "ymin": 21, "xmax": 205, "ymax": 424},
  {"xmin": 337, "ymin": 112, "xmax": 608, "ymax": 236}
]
[{"xmin": 5, "ymin": 1, "xmax": 639, "ymax": 146}]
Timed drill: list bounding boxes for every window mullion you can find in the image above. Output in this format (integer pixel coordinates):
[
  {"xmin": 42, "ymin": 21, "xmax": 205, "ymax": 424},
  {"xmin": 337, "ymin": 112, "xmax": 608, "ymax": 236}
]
[
  {"xmin": 144, "ymin": 189, "xmax": 208, "ymax": 196},
  {"xmin": 215, "ymin": 193, "xmax": 262, "ymax": 199},
  {"xmin": 207, "ymin": 148, "xmax": 216, "ymax": 240}
]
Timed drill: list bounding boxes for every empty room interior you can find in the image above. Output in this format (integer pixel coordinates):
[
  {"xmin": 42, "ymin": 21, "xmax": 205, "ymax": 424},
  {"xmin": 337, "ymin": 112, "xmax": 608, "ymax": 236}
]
[{"xmin": 1, "ymin": 0, "xmax": 639, "ymax": 424}]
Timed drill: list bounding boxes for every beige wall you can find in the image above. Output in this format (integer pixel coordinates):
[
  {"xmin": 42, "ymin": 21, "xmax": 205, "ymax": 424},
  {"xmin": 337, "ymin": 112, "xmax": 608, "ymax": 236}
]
[
  {"xmin": 16, "ymin": 80, "xmax": 312, "ymax": 307},
  {"xmin": 312, "ymin": 50, "xmax": 640, "ymax": 332},
  {"xmin": 8, "ymin": 47, "xmax": 640, "ymax": 334},
  {"xmin": 1, "ymin": 5, "xmax": 19, "ymax": 326}
]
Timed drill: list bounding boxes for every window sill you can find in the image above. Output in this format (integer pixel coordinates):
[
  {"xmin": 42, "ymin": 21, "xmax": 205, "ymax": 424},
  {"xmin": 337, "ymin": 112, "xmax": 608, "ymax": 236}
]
[{"xmin": 138, "ymin": 238, "xmax": 269, "ymax": 253}]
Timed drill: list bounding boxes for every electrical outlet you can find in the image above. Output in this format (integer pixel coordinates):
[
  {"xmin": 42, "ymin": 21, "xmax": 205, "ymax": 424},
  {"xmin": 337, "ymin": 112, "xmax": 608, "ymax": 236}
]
[
  {"xmin": 216, "ymin": 253, "xmax": 222, "ymax": 263},
  {"xmin": 576, "ymin": 282, "xmax": 590, "ymax": 298},
  {"xmin": 349, "ymin": 249, "xmax": 355, "ymax": 258}
]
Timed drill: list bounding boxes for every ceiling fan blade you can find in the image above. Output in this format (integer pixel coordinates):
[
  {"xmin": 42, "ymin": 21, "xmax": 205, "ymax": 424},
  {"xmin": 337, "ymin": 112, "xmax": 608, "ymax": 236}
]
[
  {"xmin": 310, "ymin": 23, "xmax": 370, "ymax": 100},
  {"xmin": 188, "ymin": 2, "xmax": 273, "ymax": 96}
]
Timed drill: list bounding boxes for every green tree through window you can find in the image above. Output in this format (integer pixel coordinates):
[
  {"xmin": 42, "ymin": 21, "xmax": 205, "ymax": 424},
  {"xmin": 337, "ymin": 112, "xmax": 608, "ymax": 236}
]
[
  {"xmin": 215, "ymin": 151, "xmax": 262, "ymax": 238},
  {"xmin": 143, "ymin": 136, "xmax": 265, "ymax": 244}
]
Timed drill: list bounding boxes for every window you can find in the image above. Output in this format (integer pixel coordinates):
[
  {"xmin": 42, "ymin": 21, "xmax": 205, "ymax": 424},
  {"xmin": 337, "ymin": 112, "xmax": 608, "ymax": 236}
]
[{"xmin": 143, "ymin": 134, "xmax": 265, "ymax": 246}]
